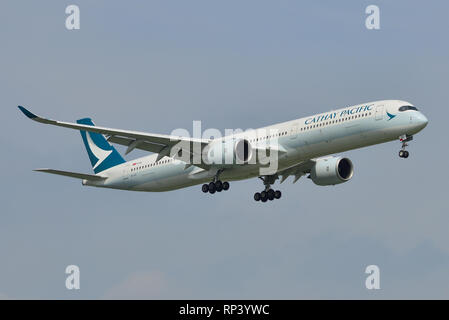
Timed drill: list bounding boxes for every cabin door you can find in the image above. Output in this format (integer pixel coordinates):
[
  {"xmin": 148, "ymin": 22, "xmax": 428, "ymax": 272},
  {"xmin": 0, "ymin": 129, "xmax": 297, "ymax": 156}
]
[{"xmin": 375, "ymin": 105, "xmax": 384, "ymax": 120}]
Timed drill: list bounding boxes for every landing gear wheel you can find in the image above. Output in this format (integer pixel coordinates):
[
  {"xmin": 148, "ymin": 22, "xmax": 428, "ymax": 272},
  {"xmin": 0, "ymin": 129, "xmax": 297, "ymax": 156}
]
[
  {"xmin": 215, "ymin": 180, "xmax": 223, "ymax": 192},
  {"xmin": 208, "ymin": 182, "xmax": 216, "ymax": 194},
  {"xmin": 222, "ymin": 181, "xmax": 230, "ymax": 191},
  {"xmin": 274, "ymin": 190, "xmax": 281, "ymax": 199},
  {"xmin": 201, "ymin": 184, "xmax": 209, "ymax": 193},
  {"xmin": 399, "ymin": 150, "xmax": 409, "ymax": 158},
  {"xmin": 260, "ymin": 191, "xmax": 268, "ymax": 202},
  {"xmin": 254, "ymin": 192, "xmax": 261, "ymax": 201},
  {"xmin": 267, "ymin": 189, "xmax": 275, "ymax": 201}
]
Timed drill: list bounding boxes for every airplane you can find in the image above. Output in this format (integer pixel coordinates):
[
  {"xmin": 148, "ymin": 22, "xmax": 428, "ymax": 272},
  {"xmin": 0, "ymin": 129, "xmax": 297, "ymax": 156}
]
[{"xmin": 18, "ymin": 99, "xmax": 428, "ymax": 202}]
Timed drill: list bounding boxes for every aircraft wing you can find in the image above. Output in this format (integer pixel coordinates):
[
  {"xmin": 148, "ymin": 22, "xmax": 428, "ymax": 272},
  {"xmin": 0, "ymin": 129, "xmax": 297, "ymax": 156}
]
[
  {"xmin": 18, "ymin": 106, "xmax": 210, "ymax": 161},
  {"xmin": 278, "ymin": 159, "xmax": 315, "ymax": 183}
]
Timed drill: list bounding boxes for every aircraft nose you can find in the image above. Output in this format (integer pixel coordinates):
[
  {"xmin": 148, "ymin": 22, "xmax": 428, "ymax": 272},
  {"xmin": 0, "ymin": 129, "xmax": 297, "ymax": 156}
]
[{"xmin": 415, "ymin": 112, "xmax": 428, "ymax": 129}]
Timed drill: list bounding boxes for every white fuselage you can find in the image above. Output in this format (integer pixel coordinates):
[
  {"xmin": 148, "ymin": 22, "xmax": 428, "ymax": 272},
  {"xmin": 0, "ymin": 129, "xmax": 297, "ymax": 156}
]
[{"xmin": 83, "ymin": 100, "xmax": 428, "ymax": 192}]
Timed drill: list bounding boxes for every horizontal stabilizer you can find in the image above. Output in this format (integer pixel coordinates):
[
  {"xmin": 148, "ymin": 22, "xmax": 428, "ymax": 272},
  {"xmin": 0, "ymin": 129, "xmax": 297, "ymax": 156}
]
[{"xmin": 33, "ymin": 168, "xmax": 107, "ymax": 181}]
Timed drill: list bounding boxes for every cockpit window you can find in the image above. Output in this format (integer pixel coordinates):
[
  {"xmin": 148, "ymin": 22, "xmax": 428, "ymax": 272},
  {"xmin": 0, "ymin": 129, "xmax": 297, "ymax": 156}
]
[{"xmin": 399, "ymin": 105, "xmax": 418, "ymax": 111}]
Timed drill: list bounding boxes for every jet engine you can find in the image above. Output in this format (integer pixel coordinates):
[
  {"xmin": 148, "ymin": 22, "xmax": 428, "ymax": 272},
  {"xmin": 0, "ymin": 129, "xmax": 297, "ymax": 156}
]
[
  {"xmin": 203, "ymin": 138, "xmax": 253, "ymax": 166},
  {"xmin": 309, "ymin": 157, "xmax": 354, "ymax": 186}
]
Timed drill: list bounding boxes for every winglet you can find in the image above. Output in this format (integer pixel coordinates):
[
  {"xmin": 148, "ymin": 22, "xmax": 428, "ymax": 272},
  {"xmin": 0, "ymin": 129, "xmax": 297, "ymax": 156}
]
[{"xmin": 18, "ymin": 106, "xmax": 38, "ymax": 119}]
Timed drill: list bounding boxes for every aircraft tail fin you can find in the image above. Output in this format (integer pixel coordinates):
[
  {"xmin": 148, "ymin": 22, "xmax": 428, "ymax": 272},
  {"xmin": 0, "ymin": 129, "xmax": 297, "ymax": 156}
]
[{"xmin": 76, "ymin": 118, "xmax": 125, "ymax": 173}]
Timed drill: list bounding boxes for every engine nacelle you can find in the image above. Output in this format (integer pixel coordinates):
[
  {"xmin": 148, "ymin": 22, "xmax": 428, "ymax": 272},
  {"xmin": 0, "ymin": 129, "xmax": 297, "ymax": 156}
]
[
  {"xmin": 203, "ymin": 138, "xmax": 253, "ymax": 166},
  {"xmin": 310, "ymin": 157, "xmax": 354, "ymax": 186}
]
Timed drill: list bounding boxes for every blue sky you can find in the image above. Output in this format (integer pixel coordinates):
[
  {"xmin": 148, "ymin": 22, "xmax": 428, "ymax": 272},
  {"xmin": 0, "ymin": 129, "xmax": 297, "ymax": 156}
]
[{"xmin": 1, "ymin": 0, "xmax": 449, "ymax": 299}]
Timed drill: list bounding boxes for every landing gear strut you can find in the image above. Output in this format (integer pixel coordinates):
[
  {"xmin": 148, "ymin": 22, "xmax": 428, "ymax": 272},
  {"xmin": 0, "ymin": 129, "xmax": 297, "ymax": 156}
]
[
  {"xmin": 399, "ymin": 134, "xmax": 412, "ymax": 158},
  {"xmin": 254, "ymin": 175, "xmax": 282, "ymax": 202},
  {"xmin": 201, "ymin": 170, "xmax": 230, "ymax": 194}
]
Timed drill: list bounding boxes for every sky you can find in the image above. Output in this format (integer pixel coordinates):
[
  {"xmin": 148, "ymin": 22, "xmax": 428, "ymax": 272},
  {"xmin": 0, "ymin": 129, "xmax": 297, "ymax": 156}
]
[{"xmin": 1, "ymin": 0, "xmax": 449, "ymax": 299}]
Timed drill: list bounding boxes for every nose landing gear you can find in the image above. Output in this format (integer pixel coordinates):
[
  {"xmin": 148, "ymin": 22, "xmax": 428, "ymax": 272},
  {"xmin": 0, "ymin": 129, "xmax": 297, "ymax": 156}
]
[
  {"xmin": 398, "ymin": 150, "xmax": 409, "ymax": 158},
  {"xmin": 399, "ymin": 134, "xmax": 413, "ymax": 158}
]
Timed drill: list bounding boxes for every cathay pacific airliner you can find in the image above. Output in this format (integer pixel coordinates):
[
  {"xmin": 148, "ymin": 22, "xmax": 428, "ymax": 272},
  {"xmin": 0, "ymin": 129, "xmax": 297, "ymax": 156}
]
[{"xmin": 18, "ymin": 100, "xmax": 428, "ymax": 202}]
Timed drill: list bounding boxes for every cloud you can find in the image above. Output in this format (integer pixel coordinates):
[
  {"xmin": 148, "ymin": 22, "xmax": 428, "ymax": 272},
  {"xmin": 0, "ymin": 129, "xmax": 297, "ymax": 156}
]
[
  {"xmin": 103, "ymin": 271, "xmax": 170, "ymax": 299},
  {"xmin": 0, "ymin": 293, "xmax": 11, "ymax": 300}
]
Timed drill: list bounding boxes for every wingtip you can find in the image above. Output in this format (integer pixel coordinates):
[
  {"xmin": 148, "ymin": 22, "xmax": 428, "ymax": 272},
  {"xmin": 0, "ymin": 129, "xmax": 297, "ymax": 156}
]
[{"xmin": 18, "ymin": 106, "xmax": 37, "ymax": 119}]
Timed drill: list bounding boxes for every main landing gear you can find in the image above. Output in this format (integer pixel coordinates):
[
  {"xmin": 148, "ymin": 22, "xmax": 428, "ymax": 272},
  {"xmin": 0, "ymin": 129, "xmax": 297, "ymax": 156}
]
[
  {"xmin": 254, "ymin": 175, "xmax": 282, "ymax": 203},
  {"xmin": 399, "ymin": 134, "xmax": 413, "ymax": 158},
  {"xmin": 202, "ymin": 180, "xmax": 230, "ymax": 194},
  {"xmin": 201, "ymin": 170, "xmax": 230, "ymax": 194}
]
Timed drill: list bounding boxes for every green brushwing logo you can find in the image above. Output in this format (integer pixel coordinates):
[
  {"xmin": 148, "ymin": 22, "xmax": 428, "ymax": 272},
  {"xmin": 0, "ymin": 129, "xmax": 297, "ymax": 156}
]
[{"xmin": 386, "ymin": 112, "xmax": 396, "ymax": 120}]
